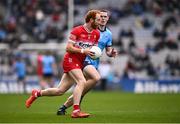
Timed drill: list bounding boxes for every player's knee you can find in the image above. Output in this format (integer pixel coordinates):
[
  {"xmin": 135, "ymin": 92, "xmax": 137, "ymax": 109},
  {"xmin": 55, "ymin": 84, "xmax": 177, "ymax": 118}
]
[{"xmin": 93, "ymin": 74, "xmax": 101, "ymax": 82}]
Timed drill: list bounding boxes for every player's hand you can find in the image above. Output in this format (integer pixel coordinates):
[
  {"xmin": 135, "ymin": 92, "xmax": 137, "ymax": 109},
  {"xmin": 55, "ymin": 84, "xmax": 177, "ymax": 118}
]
[
  {"xmin": 110, "ymin": 48, "xmax": 118, "ymax": 57},
  {"xmin": 84, "ymin": 48, "xmax": 95, "ymax": 56}
]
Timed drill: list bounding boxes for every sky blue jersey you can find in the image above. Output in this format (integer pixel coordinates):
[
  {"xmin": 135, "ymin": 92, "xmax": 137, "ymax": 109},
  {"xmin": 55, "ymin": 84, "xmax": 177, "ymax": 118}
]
[
  {"xmin": 84, "ymin": 27, "xmax": 112, "ymax": 69},
  {"xmin": 42, "ymin": 55, "xmax": 55, "ymax": 74},
  {"xmin": 14, "ymin": 61, "xmax": 26, "ymax": 78}
]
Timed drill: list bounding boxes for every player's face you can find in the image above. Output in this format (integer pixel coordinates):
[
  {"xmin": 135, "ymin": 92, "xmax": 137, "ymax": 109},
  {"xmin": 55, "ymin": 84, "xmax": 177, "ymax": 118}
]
[
  {"xmin": 99, "ymin": 12, "xmax": 109, "ymax": 26},
  {"xmin": 91, "ymin": 13, "xmax": 101, "ymax": 29}
]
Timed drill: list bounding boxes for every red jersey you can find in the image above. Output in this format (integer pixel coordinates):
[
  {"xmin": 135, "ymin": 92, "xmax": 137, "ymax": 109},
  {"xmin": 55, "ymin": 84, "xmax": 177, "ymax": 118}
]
[
  {"xmin": 37, "ymin": 54, "xmax": 43, "ymax": 76},
  {"xmin": 63, "ymin": 25, "xmax": 100, "ymax": 72}
]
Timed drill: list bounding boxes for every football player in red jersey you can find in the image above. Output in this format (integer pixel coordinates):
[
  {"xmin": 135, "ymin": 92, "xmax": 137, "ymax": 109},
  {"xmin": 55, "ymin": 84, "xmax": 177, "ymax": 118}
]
[
  {"xmin": 56, "ymin": 10, "xmax": 118, "ymax": 116},
  {"xmin": 25, "ymin": 10, "xmax": 101, "ymax": 118}
]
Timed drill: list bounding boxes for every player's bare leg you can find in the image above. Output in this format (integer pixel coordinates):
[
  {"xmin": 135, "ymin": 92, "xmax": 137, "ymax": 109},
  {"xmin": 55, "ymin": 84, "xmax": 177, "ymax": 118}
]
[
  {"xmin": 57, "ymin": 65, "xmax": 100, "ymax": 115},
  {"xmin": 68, "ymin": 69, "xmax": 90, "ymax": 118},
  {"xmin": 25, "ymin": 73, "xmax": 74, "ymax": 108}
]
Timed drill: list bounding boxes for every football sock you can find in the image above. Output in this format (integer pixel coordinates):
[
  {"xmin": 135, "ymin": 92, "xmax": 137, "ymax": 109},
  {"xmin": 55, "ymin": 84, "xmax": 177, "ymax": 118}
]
[
  {"xmin": 73, "ymin": 105, "xmax": 80, "ymax": 111},
  {"xmin": 37, "ymin": 90, "xmax": 41, "ymax": 97},
  {"xmin": 60, "ymin": 105, "xmax": 67, "ymax": 110}
]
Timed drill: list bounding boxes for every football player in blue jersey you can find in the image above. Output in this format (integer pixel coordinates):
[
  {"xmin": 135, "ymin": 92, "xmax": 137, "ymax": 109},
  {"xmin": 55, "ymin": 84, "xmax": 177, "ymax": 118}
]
[{"xmin": 57, "ymin": 10, "xmax": 118, "ymax": 115}]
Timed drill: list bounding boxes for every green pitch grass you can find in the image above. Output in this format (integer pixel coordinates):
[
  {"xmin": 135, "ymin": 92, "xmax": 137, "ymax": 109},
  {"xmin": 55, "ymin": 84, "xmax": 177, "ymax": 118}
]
[{"xmin": 0, "ymin": 92, "xmax": 180, "ymax": 123}]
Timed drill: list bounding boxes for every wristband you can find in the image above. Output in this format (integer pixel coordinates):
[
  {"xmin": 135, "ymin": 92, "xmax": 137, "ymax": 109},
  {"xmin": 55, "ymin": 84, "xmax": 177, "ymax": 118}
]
[{"xmin": 81, "ymin": 49, "xmax": 84, "ymax": 53}]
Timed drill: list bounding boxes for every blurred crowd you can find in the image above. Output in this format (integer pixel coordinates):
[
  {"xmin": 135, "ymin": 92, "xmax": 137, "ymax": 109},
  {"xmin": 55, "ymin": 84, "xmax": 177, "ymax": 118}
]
[
  {"xmin": 0, "ymin": 0, "xmax": 68, "ymax": 46},
  {"xmin": 0, "ymin": 0, "xmax": 180, "ymax": 91}
]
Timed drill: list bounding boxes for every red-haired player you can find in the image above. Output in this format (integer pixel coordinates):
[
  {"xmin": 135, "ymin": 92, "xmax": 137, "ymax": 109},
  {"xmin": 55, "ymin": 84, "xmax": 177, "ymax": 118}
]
[{"xmin": 25, "ymin": 10, "xmax": 101, "ymax": 118}]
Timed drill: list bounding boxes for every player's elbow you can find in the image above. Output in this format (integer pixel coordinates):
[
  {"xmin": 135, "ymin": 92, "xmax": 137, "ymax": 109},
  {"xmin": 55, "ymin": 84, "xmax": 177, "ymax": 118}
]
[
  {"xmin": 66, "ymin": 43, "xmax": 74, "ymax": 53},
  {"xmin": 66, "ymin": 45, "xmax": 71, "ymax": 52}
]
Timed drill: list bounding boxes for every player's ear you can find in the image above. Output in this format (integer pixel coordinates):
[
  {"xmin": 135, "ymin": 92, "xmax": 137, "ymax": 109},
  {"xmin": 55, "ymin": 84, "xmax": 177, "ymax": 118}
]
[
  {"xmin": 90, "ymin": 18, "xmax": 94, "ymax": 23},
  {"xmin": 107, "ymin": 16, "xmax": 109, "ymax": 21}
]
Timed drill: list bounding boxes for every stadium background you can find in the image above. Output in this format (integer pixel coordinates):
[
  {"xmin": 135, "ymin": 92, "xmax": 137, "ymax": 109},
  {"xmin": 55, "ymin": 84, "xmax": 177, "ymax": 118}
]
[
  {"xmin": 0, "ymin": 0, "xmax": 179, "ymax": 93},
  {"xmin": 0, "ymin": 0, "xmax": 180, "ymax": 123}
]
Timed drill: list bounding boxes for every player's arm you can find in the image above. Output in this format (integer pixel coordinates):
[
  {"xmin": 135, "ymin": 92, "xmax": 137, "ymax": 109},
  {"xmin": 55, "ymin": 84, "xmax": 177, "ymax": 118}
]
[
  {"xmin": 105, "ymin": 46, "xmax": 118, "ymax": 57},
  {"xmin": 105, "ymin": 32, "xmax": 118, "ymax": 57},
  {"xmin": 66, "ymin": 41, "xmax": 82, "ymax": 53},
  {"xmin": 66, "ymin": 37, "xmax": 94, "ymax": 56}
]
